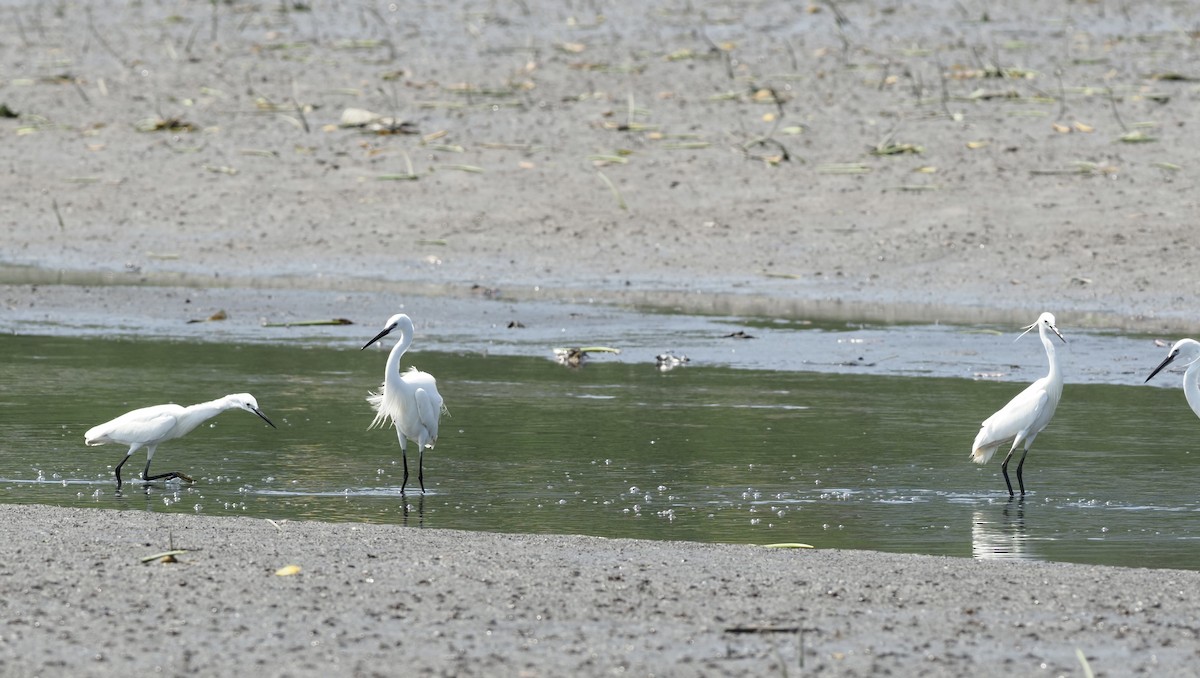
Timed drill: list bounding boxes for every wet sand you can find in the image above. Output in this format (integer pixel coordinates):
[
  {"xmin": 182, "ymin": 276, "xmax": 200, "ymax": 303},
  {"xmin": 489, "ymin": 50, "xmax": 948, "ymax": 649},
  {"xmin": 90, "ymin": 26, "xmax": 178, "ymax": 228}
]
[
  {"xmin": 3, "ymin": 503, "xmax": 1199, "ymax": 677},
  {"xmin": 4, "ymin": 0, "xmax": 1200, "ymax": 674}
]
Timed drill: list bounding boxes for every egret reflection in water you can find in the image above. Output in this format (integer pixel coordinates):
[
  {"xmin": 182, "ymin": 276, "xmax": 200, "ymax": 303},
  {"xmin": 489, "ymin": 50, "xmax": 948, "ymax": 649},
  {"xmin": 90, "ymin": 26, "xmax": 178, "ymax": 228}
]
[{"xmin": 971, "ymin": 505, "xmax": 1032, "ymax": 562}]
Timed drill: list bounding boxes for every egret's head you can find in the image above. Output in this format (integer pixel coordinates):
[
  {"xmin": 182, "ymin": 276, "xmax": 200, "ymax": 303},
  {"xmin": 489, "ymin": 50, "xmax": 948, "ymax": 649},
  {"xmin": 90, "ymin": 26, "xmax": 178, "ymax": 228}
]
[
  {"xmin": 362, "ymin": 313, "xmax": 413, "ymax": 350},
  {"xmin": 228, "ymin": 393, "xmax": 276, "ymax": 428},
  {"xmin": 1146, "ymin": 338, "xmax": 1200, "ymax": 383},
  {"xmin": 1018, "ymin": 312, "xmax": 1066, "ymax": 344}
]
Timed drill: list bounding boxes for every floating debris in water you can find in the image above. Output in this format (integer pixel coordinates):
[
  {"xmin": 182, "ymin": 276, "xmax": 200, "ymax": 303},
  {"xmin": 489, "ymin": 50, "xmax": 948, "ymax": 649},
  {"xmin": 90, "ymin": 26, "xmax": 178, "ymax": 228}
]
[
  {"xmin": 187, "ymin": 309, "xmax": 227, "ymax": 324},
  {"xmin": 261, "ymin": 318, "xmax": 353, "ymax": 328},
  {"xmin": 655, "ymin": 352, "xmax": 690, "ymax": 372},
  {"xmin": 552, "ymin": 346, "xmax": 621, "ymax": 368},
  {"xmin": 723, "ymin": 330, "xmax": 755, "ymax": 339}
]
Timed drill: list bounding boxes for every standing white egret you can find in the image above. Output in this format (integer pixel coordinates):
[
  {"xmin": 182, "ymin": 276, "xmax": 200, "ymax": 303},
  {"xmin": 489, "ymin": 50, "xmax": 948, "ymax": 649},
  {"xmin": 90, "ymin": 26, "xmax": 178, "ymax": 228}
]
[
  {"xmin": 1144, "ymin": 339, "xmax": 1200, "ymax": 417},
  {"xmin": 970, "ymin": 312, "xmax": 1067, "ymax": 497},
  {"xmin": 84, "ymin": 393, "xmax": 276, "ymax": 489},
  {"xmin": 362, "ymin": 313, "xmax": 445, "ymax": 494}
]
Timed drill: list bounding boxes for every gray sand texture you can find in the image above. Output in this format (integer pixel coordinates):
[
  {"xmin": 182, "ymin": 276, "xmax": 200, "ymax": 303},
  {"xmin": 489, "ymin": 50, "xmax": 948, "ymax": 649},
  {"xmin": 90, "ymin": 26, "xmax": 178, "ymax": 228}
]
[{"xmin": 2, "ymin": 504, "xmax": 1199, "ymax": 677}]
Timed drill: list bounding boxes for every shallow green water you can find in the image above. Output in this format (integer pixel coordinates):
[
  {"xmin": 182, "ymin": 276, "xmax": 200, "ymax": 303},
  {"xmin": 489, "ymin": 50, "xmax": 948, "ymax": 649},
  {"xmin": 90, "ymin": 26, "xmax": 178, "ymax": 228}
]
[{"xmin": 2, "ymin": 334, "xmax": 1198, "ymax": 570}]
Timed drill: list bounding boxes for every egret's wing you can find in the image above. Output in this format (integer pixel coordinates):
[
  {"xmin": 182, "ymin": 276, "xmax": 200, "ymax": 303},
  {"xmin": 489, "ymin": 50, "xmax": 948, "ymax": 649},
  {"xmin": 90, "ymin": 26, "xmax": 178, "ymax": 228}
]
[
  {"xmin": 971, "ymin": 385, "xmax": 1049, "ymax": 464},
  {"xmin": 86, "ymin": 408, "xmax": 179, "ymax": 446},
  {"xmin": 413, "ymin": 387, "xmax": 441, "ymax": 446}
]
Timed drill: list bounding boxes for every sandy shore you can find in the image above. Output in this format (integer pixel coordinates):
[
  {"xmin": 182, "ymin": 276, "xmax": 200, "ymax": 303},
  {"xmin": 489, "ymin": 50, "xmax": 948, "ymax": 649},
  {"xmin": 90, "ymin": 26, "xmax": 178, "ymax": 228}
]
[
  {"xmin": 4, "ymin": 0, "xmax": 1200, "ymax": 674},
  {"xmin": 2, "ymin": 503, "xmax": 1198, "ymax": 677},
  {"xmin": 3, "ymin": 0, "xmax": 1200, "ymax": 331}
]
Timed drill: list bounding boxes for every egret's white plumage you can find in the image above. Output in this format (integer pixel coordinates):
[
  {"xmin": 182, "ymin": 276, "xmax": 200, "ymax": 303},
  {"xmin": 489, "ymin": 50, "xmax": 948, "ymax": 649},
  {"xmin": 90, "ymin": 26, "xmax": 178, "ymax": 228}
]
[
  {"xmin": 1144, "ymin": 338, "xmax": 1200, "ymax": 417},
  {"xmin": 970, "ymin": 312, "xmax": 1066, "ymax": 497},
  {"xmin": 362, "ymin": 313, "xmax": 445, "ymax": 494},
  {"xmin": 84, "ymin": 393, "xmax": 275, "ymax": 489}
]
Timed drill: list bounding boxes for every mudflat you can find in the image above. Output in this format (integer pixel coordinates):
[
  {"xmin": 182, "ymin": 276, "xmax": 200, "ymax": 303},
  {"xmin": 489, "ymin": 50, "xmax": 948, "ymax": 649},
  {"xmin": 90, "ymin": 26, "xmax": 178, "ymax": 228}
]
[{"xmin": 3, "ymin": 0, "xmax": 1197, "ymax": 330}]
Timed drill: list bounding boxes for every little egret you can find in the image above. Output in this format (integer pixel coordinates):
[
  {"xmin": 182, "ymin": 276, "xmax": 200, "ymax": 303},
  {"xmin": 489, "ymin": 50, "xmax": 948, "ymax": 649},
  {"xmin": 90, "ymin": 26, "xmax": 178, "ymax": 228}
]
[
  {"xmin": 970, "ymin": 312, "xmax": 1067, "ymax": 497},
  {"xmin": 84, "ymin": 393, "xmax": 275, "ymax": 489},
  {"xmin": 1144, "ymin": 339, "xmax": 1200, "ymax": 417},
  {"xmin": 362, "ymin": 313, "xmax": 445, "ymax": 494}
]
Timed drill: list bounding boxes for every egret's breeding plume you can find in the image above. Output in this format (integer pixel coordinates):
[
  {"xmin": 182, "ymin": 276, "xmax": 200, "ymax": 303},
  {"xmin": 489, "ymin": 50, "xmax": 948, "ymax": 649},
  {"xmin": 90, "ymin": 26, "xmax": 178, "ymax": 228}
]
[
  {"xmin": 970, "ymin": 312, "xmax": 1067, "ymax": 497},
  {"xmin": 84, "ymin": 393, "xmax": 276, "ymax": 489},
  {"xmin": 362, "ymin": 313, "xmax": 445, "ymax": 494},
  {"xmin": 1144, "ymin": 339, "xmax": 1200, "ymax": 419}
]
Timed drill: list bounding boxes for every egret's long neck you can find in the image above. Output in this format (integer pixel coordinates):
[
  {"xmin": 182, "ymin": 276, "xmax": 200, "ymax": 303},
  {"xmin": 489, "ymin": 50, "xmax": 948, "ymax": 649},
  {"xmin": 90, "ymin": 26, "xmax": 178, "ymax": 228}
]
[
  {"xmin": 176, "ymin": 397, "xmax": 233, "ymax": 436},
  {"xmin": 385, "ymin": 326, "xmax": 412, "ymax": 389},
  {"xmin": 1040, "ymin": 326, "xmax": 1061, "ymax": 382}
]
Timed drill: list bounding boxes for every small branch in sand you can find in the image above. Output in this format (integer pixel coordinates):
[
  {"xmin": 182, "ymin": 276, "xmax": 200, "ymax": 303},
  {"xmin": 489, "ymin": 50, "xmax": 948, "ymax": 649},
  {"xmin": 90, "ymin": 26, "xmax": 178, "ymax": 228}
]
[
  {"xmin": 51, "ymin": 198, "xmax": 65, "ymax": 231},
  {"xmin": 595, "ymin": 171, "xmax": 627, "ymax": 210},
  {"xmin": 1105, "ymin": 86, "xmax": 1129, "ymax": 133},
  {"xmin": 88, "ymin": 9, "xmax": 131, "ymax": 69},
  {"xmin": 740, "ymin": 86, "xmax": 794, "ymax": 164}
]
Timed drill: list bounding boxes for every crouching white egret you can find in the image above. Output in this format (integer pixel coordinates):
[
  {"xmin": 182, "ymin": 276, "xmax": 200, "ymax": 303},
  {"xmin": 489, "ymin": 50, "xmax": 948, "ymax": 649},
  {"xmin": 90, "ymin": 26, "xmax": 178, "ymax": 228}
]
[
  {"xmin": 1145, "ymin": 338, "xmax": 1200, "ymax": 417},
  {"xmin": 84, "ymin": 393, "xmax": 276, "ymax": 489},
  {"xmin": 362, "ymin": 313, "xmax": 445, "ymax": 494},
  {"xmin": 970, "ymin": 312, "xmax": 1067, "ymax": 497}
]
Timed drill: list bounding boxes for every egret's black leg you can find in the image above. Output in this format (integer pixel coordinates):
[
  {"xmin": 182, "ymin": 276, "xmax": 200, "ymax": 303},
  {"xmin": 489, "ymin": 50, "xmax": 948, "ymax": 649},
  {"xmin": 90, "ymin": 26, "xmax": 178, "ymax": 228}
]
[
  {"xmin": 418, "ymin": 448, "xmax": 425, "ymax": 494},
  {"xmin": 114, "ymin": 455, "xmax": 131, "ymax": 490},
  {"xmin": 400, "ymin": 448, "xmax": 410, "ymax": 494},
  {"xmin": 1015, "ymin": 449, "xmax": 1030, "ymax": 496},
  {"xmin": 999, "ymin": 449, "xmax": 1016, "ymax": 498},
  {"xmin": 142, "ymin": 460, "xmax": 194, "ymax": 485}
]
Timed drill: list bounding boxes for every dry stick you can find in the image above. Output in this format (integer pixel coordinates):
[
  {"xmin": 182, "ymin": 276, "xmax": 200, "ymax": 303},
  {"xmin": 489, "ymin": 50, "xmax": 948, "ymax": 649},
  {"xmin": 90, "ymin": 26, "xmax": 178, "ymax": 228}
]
[
  {"xmin": 237, "ymin": 6, "xmax": 257, "ymax": 33},
  {"xmin": 823, "ymin": 0, "xmax": 850, "ymax": 28},
  {"xmin": 698, "ymin": 29, "xmax": 733, "ymax": 80},
  {"xmin": 31, "ymin": 1, "xmax": 46, "ymax": 39},
  {"xmin": 878, "ymin": 59, "xmax": 892, "ymax": 91},
  {"xmin": 88, "ymin": 10, "xmax": 131, "ymax": 69},
  {"xmin": 291, "ymin": 78, "xmax": 310, "ymax": 133},
  {"xmin": 71, "ymin": 78, "xmax": 92, "ymax": 106},
  {"xmin": 933, "ymin": 52, "xmax": 953, "ymax": 120},
  {"xmin": 185, "ymin": 20, "xmax": 202, "ymax": 55},
  {"xmin": 823, "ymin": 0, "xmax": 852, "ymax": 66},
  {"xmin": 210, "ymin": 0, "xmax": 219, "ymax": 42},
  {"xmin": 12, "ymin": 10, "xmax": 30, "ymax": 47},
  {"xmin": 741, "ymin": 87, "xmax": 792, "ymax": 162},
  {"xmin": 784, "ymin": 39, "xmax": 799, "ymax": 72},
  {"xmin": 1055, "ymin": 68, "xmax": 1067, "ymax": 121},
  {"xmin": 377, "ymin": 82, "xmax": 407, "ymax": 134},
  {"xmin": 596, "ymin": 171, "xmax": 627, "ymax": 211},
  {"xmin": 1106, "ymin": 87, "xmax": 1129, "ymax": 133},
  {"xmin": 51, "ymin": 199, "xmax": 65, "ymax": 231},
  {"xmin": 361, "ymin": 5, "xmax": 398, "ymax": 61}
]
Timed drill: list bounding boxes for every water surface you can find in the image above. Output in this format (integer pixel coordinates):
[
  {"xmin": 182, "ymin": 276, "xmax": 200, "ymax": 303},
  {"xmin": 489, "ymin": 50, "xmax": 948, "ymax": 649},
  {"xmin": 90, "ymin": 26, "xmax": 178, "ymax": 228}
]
[{"xmin": 2, "ymin": 330, "xmax": 1197, "ymax": 571}]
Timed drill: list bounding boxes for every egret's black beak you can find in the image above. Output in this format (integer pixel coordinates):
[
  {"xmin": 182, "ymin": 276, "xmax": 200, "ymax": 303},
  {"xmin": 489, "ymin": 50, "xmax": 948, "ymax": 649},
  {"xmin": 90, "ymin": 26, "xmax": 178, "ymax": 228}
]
[
  {"xmin": 1049, "ymin": 325, "xmax": 1067, "ymax": 344},
  {"xmin": 362, "ymin": 326, "xmax": 393, "ymax": 351},
  {"xmin": 253, "ymin": 407, "xmax": 277, "ymax": 428},
  {"xmin": 1146, "ymin": 351, "xmax": 1179, "ymax": 384}
]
